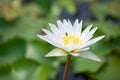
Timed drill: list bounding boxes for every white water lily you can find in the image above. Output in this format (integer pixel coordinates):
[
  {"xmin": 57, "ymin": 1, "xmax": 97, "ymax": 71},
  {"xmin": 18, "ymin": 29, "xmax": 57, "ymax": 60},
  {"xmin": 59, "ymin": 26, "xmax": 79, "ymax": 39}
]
[{"xmin": 37, "ymin": 19, "xmax": 105, "ymax": 62}]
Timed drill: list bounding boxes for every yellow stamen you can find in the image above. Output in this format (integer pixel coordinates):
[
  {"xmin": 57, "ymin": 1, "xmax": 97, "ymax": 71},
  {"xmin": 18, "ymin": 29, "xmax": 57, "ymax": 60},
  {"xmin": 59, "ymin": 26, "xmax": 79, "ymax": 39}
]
[{"xmin": 63, "ymin": 33, "xmax": 83, "ymax": 49}]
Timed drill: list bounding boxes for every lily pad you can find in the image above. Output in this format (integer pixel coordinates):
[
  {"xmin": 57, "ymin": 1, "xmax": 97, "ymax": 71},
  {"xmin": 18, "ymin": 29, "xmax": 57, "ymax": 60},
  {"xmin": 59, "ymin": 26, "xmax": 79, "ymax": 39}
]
[
  {"xmin": 0, "ymin": 64, "xmax": 12, "ymax": 80},
  {"xmin": 11, "ymin": 58, "xmax": 39, "ymax": 80},
  {"xmin": 73, "ymin": 56, "xmax": 104, "ymax": 74},
  {"xmin": 0, "ymin": 38, "xmax": 26, "ymax": 65},
  {"xmin": 97, "ymin": 55, "xmax": 120, "ymax": 80},
  {"xmin": 25, "ymin": 40, "xmax": 59, "ymax": 68}
]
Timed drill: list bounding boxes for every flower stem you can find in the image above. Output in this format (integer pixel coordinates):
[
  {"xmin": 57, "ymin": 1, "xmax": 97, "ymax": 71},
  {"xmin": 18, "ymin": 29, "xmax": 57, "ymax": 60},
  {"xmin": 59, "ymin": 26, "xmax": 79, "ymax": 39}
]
[{"xmin": 63, "ymin": 55, "xmax": 71, "ymax": 80}]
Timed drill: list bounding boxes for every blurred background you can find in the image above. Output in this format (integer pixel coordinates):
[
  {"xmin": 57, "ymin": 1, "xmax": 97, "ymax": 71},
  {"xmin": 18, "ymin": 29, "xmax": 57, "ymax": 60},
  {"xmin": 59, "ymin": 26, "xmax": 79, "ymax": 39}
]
[{"xmin": 0, "ymin": 0, "xmax": 120, "ymax": 80}]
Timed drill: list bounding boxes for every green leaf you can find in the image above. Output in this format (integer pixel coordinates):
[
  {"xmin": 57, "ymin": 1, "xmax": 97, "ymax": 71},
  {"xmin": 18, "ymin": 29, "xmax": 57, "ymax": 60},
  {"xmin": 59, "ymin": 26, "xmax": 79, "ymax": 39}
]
[
  {"xmin": 0, "ymin": 64, "xmax": 12, "ymax": 80},
  {"xmin": 0, "ymin": 38, "xmax": 26, "ymax": 65},
  {"xmin": 113, "ymin": 37, "xmax": 120, "ymax": 54},
  {"xmin": 30, "ymin": 65, "xmax": 58, "ymax": 80},
  {"xmin": 0, "ymin": 4, "xmax": 44, "ymax": 42},
  {"xmin": 93, "ymin": 21, "xmax": 120, "ymax": 39},
  {"xmin": 35, "ymin": 0, "xmax": 52, "ymax": 14},
  {"xmin": 30, "ymin": 65, "xmax": 48, "ymax": 80},
  {"xmin": 91, "ymin": 2, "xmax": 120, "ymax": 20},
  {"xmin": 105, "ymin": 2, "xmax": 120, "ymax": 19},
  {"xmin": 73, "ymin": 57, "xmax": 104, "ymax": 74},
  {"xmin": 98, "ymin": 55, "xmax": 120, "ymax": 80},
  {"xmin": 15, "ymin": 4, "xmax": 45, "ymax": 41},
  {"xmin": 90, "ymin": 39, "xmax": 112, "ymax": 58},
  {"xmin": 91, "ymin": 3, "xmax": 106, "ymax": 21},
  {"xmin": 12, "ymin": 58, "xmax": 39, "ymax": 80},
  {"xmin": 53, "ymin": 0, "xmax": 76, "ymax": 15},
  {"xmin": 25, "ymin": 40, "xmax": 59, "ymax": 68},
  {"xmin": 61, "ymin": 0, "xmax": 76, "ymax": 14},
  {"xmin": 114, "ymin": 37, "xmax": 120, "ymax": 48}
]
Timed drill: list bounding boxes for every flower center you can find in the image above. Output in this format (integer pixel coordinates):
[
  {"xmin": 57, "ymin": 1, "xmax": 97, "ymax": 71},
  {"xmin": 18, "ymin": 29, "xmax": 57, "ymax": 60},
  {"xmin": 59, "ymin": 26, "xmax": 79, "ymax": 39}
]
[{"xmin": 63, "ymin": 33, "xmax": 83, "ymax": 48}]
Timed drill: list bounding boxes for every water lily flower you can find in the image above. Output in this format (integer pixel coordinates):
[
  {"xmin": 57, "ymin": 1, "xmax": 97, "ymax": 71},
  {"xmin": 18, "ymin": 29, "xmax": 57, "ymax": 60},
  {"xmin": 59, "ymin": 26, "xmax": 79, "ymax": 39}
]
[{"xmin": 37, "ymin": 19, "xmax": 104, "ymax": 62}]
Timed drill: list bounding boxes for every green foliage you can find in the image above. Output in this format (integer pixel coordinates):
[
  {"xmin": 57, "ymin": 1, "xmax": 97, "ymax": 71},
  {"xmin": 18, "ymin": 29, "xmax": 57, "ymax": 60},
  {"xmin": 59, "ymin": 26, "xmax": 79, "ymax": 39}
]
[
  {"xmin": 98, "ymin": 55, "xmax": 120, "ymax": 80},
  {"xmin": 12, "ymin": 59, "xmax": 39, "ymax": 80},
  {"xmin": 73, "ymin": 57, "xmax": 104, "ymax": 73},
  {"xmin": 0, "ymin": 0, "xmax": 120, "ymax": 80},
  {"xmin": 0, "ymin": 38, "xmax": 26, "ymax": 65},
  {"xmin": 25, "ymin": 40, "xmax": 59, "ymax": 68},
  {"xmin": 0, "ymin": 64, "xmax": 12, "ymax": 80}
]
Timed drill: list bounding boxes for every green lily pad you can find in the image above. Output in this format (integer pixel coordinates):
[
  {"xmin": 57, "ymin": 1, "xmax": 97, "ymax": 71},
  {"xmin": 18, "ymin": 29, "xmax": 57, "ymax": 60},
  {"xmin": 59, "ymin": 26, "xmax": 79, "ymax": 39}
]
[
  {"xmin": 91, "ymin": 3, "xmax": 106, "ymax": 21},
  {"xmin": 97, "ymin": 55, "xmax": 120, "ymax": 80},
  {"xmin": 30, "ymin": 65, "xmax": 58, "ymax": 80},
  {"xmin": 91, "ymin": 1, "xmax": 120, "ymax": 20},
  {"xmin": 11, "ymin": 58, "xmax": 39, "ymax": 80},
  {"xmin": 25, "ymin": 40, "xmax": 59, "ymax": 68},
  {"xmin": 30, "ymin": 65, "xmax": 48, "ymax": 80},
  {"xmin": 93, "ymin": 21, "xmax": 120, "ymax": 39},
  {"xmin": 0, "ymin": 64, "xmax": 12, "ymax": 80},
  {"xmin": 90, "ymin": 39, "xmax": 112, "ymax": 58},
  {"xmin": 73, "ymin": 56, "xmax": 104, "ymax": 74},
  {"xmin": 0, "ymin": 38, "xmax": 26, "ymax": 65},
  {"xmin": 0, "ymin": 4, "xmax": 44, "ymax": 42}
]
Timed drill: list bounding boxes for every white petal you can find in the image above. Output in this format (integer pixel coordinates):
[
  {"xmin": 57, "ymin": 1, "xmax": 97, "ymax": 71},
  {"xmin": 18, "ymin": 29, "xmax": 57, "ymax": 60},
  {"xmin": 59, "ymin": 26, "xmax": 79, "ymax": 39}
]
[
  {"xmin": 81, "ymin": 35, "xmax": 105, "ymax": 48},
  {"xmin": 42, "ymin": 28, "xmax": 52, "ymax": 35},
  {"xmin": 73, "ymin": 19, "xmax": 79, "ymax": 34},
  {"xmin": 73, "ymin": 19, "xmax": 79, "ymax": 27},
  {"xmin": 74, "ymin": 20, "xmax": 82, "ymax": 37},
  {"xmin": 79, "ymin": 51, "xmax": 101, "ymax": 62},
  {"xmin": 84, "ymin": 27, "xmax": 98, "ymax": 42},
  {"xmin": 49, "ymin": 23, "xmax": 59, "ymax": 34},
  {"xmin": 76, "ymin": 47, "xmax": 90, "ymax": 52},
  {"xmin": 57, "ymin": 20, "xmax": 66, "ymax": 34},
  {"xmin": 70, "ymin": 53, "xmax": 80, "ymax": 56},
  {"xmin": 64, "ymin": 42, "xmax": 73, "ymax": 52},
  {"xmin": 73, "ymin": 19, "xmax": 79, "ymax": 28},
  {"xmin": 63, "ymin": 19, "xmax": 72, "ymax": 28},
  {"xmin": 81, "ymin": 24, "xmax": 93, "ymax": 39},
  {"xmin": 67, "ymin": 19, "xmax": 74, "ymax": 34},
  {"xmin": 37, "ymin": 35, "xmax": 60, "ymax": 47},
  {"xmin": 49, "ymin": 23, "xmax": 62, "ymax": 43},
  {"xmin": 45, "ymin": 48, "xmax": 67, "ymax": 57},
  {"xmin": 61, "ymin": 19, "xmax": 74, "ymax": 34}
]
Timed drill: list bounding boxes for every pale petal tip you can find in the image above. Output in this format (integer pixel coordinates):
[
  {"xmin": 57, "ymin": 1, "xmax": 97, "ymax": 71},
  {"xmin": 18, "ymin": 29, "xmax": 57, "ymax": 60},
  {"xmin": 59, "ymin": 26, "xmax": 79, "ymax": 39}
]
[
  {"xmin": 88, "ymin": 24, "xmax": 93, "ymax": 28},
  {"xmin": 70, "ymin": 53, "xmax": 80, "ymax": 57},
  {"xmin": 94, "ymin": 27, "xmax": 98, "ymax": 30},
  {"xmin": 48, "ymin": 23, "xmax": 52, "ymax": 25},
  {"xmin": 42, "ymin": 28, "xmax": 45, "ymax": 31},
  {"xmin": 57, "ymin": 19, "xmax": 62, "ymax": 23},
  {"xmin": 88, "ymin": 56, "xmax": 102, "ymax": 62},
  {"xmin": 79, "ymin": 51, "xmax": 102, "ymax": 62},
  {"xmin": 91, "ymin": 55, "xmax": 102, "ymax": 62},
  {"xmin": 102, "ymin": 35, "xmax": 105, "ymax": 38},
  {"xmin": 63, "ymin": 19, "xmax": 67, "ymax": 21},
  {"xmin": 45, "ymin": 53, "xmax": 54, "ymax": 57},
  {"xmin": 75, "ymin": 19, "xmax": 79, "ymax": 21},
  {"xmin": 97, "ymin": 35, "xmax": 105, "ymax": 41},
  {"xmin": 45, "ymin": 55, "xmax": 48, "ymax": 57},
  {"xmin": 45, "ymin": 54, "xmax": 49, "ymax": 57},
  {"xmin": 90, "ymin": 24, "xmax": 93, "ymax": 26},
  {"xmin": 95, "ymin": 58, "xmax": 102, "ymax": 62},
  {"xmin": 74, "ymin": 19, "xmax": 79, "ymax": 24},
  {"xmin": 63, "ymin": 19, "xmax": 68, "ymax": 24},
  {"xmin": 37, "ymin": 34, "xmax": 40, "ymax": 37},
  {"xmin": 100, "ymin": 35, "xmax": 105, "ymax": 39}
]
